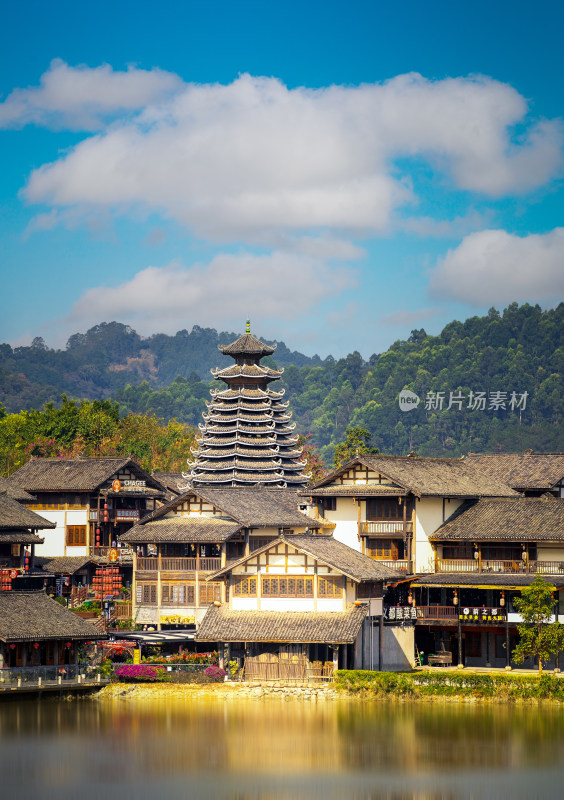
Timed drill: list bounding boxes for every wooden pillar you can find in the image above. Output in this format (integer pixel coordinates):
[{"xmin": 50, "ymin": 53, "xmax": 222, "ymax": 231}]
[
  {"xmin": 131, "ymin": 550, "xmax": 137, "ymax": 620},
  {"xmin": 378, "ymin": 614, "xmax": 384, "ymax": 671},
  {"xmin": 218, "ymin": 643, "xmax": 225, "ymax": 670},
  {"xmin": 244, "ymin": 529, "xmax": 250, "ymax": 558},
  {"xmin": 505, "ymin": 616, "xmax": 511, "ymax": 669},
  {"xmin": 195, "ymin": 550, "xmax": 200, "ymax": 613},
  {"xmin": 332, "ymin": 645, "xmax": 339, "ymax": 673},
  {"xmin": 156, "ymin": 545, "xmax": 162, "ymax": 631},
  {"xmin": 458, "ymin": 615, "xmax": 463, "ymax": 667}
]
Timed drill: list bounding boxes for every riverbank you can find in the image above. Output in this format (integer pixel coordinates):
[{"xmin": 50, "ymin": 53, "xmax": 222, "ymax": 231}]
[
  {"xmin": 97, "ymin": 681, "xmax": 339, "ymax": 702},
  {"xmin": 95, "ymin": 669, "xmax": 564, "ymax": 704}
]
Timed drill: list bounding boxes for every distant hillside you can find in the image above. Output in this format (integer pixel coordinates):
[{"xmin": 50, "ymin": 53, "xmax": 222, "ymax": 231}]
[
  {"xmin": 1, "ymin": 304, "xmax": 563, "ymax": 462},
  {"xmin": 0, "ymin": 323, "xmax": 325, "ymax": 413}
]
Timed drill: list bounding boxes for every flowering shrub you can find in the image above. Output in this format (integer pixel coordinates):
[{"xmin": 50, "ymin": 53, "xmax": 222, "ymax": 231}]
[
  {"xmin": 204, "ymin": 665, "xmax": 226, "ymax": 682},
  {"xmin": 115, "ymin": 664, "xmax": 165, "ymax": 682},
  {"xmin": 144, "ymin": 651, "xmax": 218, "ymax": 665}
]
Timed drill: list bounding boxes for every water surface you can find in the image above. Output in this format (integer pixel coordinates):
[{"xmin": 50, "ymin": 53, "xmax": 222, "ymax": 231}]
[{"xmin": 1, "ymin": 695, "xmax": 563, "ymax": 800}]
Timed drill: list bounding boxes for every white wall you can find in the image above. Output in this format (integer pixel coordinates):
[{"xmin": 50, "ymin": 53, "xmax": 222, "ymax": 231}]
[
  {"xmin": 324, "ymin": 498, "xmax": 360, "ymax": 551},
  {"xmin": 414, "ymin": 498, "xmax": 462, "ymax": 573},
  {"xmin": 32, "ymin": 509, "xmax": 89, "ymax": 558}
]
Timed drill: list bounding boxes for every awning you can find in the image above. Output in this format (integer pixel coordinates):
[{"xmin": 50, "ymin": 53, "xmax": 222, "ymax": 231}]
[{"xmin": 109, "ymin": 629, "xmax": 195, "ymax": 645}]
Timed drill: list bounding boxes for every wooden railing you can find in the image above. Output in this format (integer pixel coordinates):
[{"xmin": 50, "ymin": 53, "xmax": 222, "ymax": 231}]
[
  {"xmin": 90, "ymin": 546, "xmax": 134, "ymax": 562},
  {"xmin": 415, "ymin": 605, "xmax": 460, "ymax": 620},
  {"xmin": 136, "ymin": 557, "xmax": 221, "ymax": 572},
  {"xmin": 359, "ymin": 521, "xmax": 413, "ymax": 535},
  {"xmin": 437, "ymin": 559, "xmax": 564, "ymax": 575},
  {"xmin": 373, "ymin": 559, "xmax": 411, "ymax": 572}
]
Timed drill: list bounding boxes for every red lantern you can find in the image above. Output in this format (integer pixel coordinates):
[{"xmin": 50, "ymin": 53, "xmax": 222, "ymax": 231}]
[
  {"xmin": 33, "ymin": 643, "xmax": 39, "ymax": 649},
  {"xmin": 65, "ymin": 642, "xmax": 72, "ymax": 648},
  {"xmin": 9, "ymin": 644, "xmax": 16, "ymax": 650}
]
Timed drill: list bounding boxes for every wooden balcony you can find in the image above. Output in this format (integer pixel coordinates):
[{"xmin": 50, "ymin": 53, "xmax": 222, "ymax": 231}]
[
  {"xmin": 136, "ymin": 557, "xmax": 221, "ymax": 573},
  {"xmin": 437, "ymin": 559, "xmax": 564, "ymax": 575},
  {"xmin": 372, "ymin": 559, "xmax": 412, "ymax": 572},
  {"xmin": 90, "ymin": 546, "xmax": 134, "ymax": 562},
  {"xmin": 415, "ymin": 605, "xmax": 462, "ymax": 621},
  {"xmin": 359, "ymin": 521, "xmax": 413, "ymax": 536}
]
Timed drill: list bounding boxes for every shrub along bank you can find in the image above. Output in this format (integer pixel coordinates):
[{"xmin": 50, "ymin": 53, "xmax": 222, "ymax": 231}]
[{"xmin": 334, "ymin": 670, "xmax": 564, "ymax": 702}]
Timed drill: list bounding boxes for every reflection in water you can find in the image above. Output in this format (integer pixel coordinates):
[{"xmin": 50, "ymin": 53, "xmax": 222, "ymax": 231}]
[{"xmin": 1, "ymin": 697, "xmax": 564, "ymax": 799}]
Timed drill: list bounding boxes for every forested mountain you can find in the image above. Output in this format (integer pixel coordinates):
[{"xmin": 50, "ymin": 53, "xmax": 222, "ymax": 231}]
[{"xmin": 1, "ymin": 303, "xmax": 563, "ymax": 464}]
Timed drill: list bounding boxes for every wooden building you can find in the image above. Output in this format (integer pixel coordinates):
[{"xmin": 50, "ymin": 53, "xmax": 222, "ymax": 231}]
[
  {"xmin": 184, "ymin": 323, "xmax": 310, "ymax": 487},
  {"xmin": 0, "ymin": 491, "xmax": 54, "ymax": 574},
  {"xmin": 8, "ymin": 457, "xmax": 166, "ymax": 558},
  {"xmin": 121, "ymin": 485, "xmax": 332, "ymax": 628},
  {"xmin": 301, "ymin": 454, "xmax": 516, "ymax": 573},
  {"xmin": 465, "ymin": 451, "xmax": 564, "ymax": 497},
  {"xmin": 196, "ymin": 533, "xmax": 409, "ymax": 676},
  {"xmin": 0, "ymin": 585, "xmax": 105, "ymax": 672}
]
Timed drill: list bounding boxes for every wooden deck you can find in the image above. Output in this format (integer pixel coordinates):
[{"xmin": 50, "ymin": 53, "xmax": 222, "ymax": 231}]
[{"xmin": 0, "ymin": 666, "xmax": 109, "ymax": 697}]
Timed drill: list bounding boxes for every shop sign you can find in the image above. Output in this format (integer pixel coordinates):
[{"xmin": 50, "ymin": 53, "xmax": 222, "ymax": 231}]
[
  {"xmin": 112, "ymin": 479, "xmax": 121, "ymax": 492},
  {"xmin": 160, "ymin": 615, "xmax": 195, "ymax": 625},
  {"xmin": 459, "ymin": 607, "xmax": 506, "ymax": 623},
  {"xmin": 386, "ymin": 606, "xmax": 418, "ymax": 620},
  {"xmin": 123, "ymin": 480, "xmax": 146, "ymax": 488}
]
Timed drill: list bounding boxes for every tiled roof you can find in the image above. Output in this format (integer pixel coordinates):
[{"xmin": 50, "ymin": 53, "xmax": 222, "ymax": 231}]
[
  {"xmin": 310, "ymin": 455, "xmax": 517, "ymax": 498},
  {"xmin": 211, "ymin": 533, "xmax": 399, "ymax": 582},
  {"xmin": 465, "ymin": 452, "xmax": 564, "ymax": 491},
  {"xmin": 302, "ymin": 485, "xmax": 406, "ymax": 498},
  {"xmin": 218, "ymin": 332, "xmax": 276, "ymax": 357},
  {"xmin": 411, "ymin": 573, "xmax": 564, "ymax": 589},
  {"xmin": 0, "ymin": 531, "xmax": 43, "ymax": 544},
  {"xmin": 283, "ymin": 534, "xmax": 401, "ymax": 581},
  {"xmin": 42, "ymin": 556, "xmax": 101, "ymax": 575},
  {"xmin": 121, "ymin": 516, "xmax": 241, "ymax": 543},
  {"xmin": 143, "ymin": 487, "xmax": 320, "ymax": 529},
  {"xmin": 8, "ymin": 457, "xmax": 165, "ymax": 493},
  {"xmin": 0, "ymin": 477, "xmax": 34, "ymax": 502},
  {"xmin": 151, "ymin": 473, "xmax": 184, "ymax": 495},
  {"xmin": 0, "ymin": 590, "xmax": 106, "ymax": 642},
  {"xmin": 0, "ymin": 492, "xmax": 55, "ymax": 530},
  {"xmin": 195, "ymin": 603, "xmax": 367, "ymax": 644},
  {"xmin": 431, "ymin": 496, "xmax": 564, "ymax": 541}
]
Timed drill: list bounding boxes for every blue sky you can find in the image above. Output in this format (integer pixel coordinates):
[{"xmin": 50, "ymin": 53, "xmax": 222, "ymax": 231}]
[{"xmin": 1, "ymin": 0, "xmax": 563, "ymax": 359}]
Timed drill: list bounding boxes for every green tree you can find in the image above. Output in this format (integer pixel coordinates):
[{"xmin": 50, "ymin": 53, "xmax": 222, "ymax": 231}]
[
  {"xmin": 333, "ymin": 426, "xmax": 379, "ymax": 469},
  {"xmin": 512, "ymin": 575, "xmax": 564, "ymax": 673}
]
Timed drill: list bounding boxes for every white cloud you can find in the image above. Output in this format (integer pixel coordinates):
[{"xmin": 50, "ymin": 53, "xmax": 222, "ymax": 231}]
[
  {"xmin": 381, "ymin": 307, "xmax": 441, "ymax": 326},
  {"xmin": 429, "ymin": 228, "xmax": 564, "ymax": 305},
  {"xmin": 16, "ymin": 70, "xmax": 562, "ymax": 242},
  {"xmin": 58, "ymin": 252, "xmax": 357, "ymax": 341},
  {"xmin": 0, "ymin": 59, "xmax": 182, "ymax": 130}
]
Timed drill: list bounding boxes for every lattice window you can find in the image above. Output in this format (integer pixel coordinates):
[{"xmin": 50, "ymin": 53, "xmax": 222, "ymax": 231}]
[
  {"xmin": 261, "ymin": 576, "xmax": 313, "ymax": 597},
  {"xmin": 66, "ymin": 526, "xmax": 86, "ymax": 546},
  {"xmin": 233, "ymin": 576, "xmax": 257, "ymax": 596},
  {"xmin": 199, "ymin": 582, "xmax": 221, "ymax": 604},
  {"xmin": 136, "ymin": 584, "xmax": 157, "ymax": 605},
  {"xmin": 161, "ymin": 583, "xmax": 196, "ymax": 605},
  {"xmin": 318, "ymin": 576, "xmax": 342, "ymax": 598}
]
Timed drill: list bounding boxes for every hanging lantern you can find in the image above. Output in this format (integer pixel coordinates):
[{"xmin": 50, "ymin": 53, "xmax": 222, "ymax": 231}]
[
  {"xmin": 453, "ymin": 589, "xmax": 459, "ymax": 606},
  {"xmin": 9, "ymin": 644, "xmax": 16, "ymax": 650},
  {"xmin": 65, "ymin": 642, "xmax": 72, "ymax": 648},
  {"xmin": 500, "ymin": 591, "xmax": 506, "ymax": 607},
  {"xmin": 33, "ymin": 643, "xmax": 39, "ymax": 649}
]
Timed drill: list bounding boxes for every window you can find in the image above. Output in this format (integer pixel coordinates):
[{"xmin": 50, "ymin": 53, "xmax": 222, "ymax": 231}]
[
  {"xmin": 318, "ymin": 576, "xmax": 342, "ymax": 598},
  {"xmin": 199, "ymin": 582, "xmax": 221, "ymax": 604},
  {"xmin": 323, "ymin": 497, "xmax": 336, "ymax": 511},
  {"xmin": 136, "ymin": 584, "xmax": 157, "ymax": 605},
  {"xmin": 249, "ymin": 538, "xmax": 271, "ymax": 552},
  {"xmin": 262, "ymin": 576, "xmax": 314, "ymax": 597},
  {"xmin": 367, "ymin": 499, "xmax": 403, "ymax": 521},
  {"xmin": 66, "ymin": 526, "xmax": 86, "ymax": 546},
  {"xmin": 365, "ymin": 539, "xmax": 404, "ymax": 560},
  {"xmin": 233, "ymin": 576, "xmax": 257, "ymax": 597},
  {"xmin": 162, "ymin": 583, "xmax": 195, "ymax": 605},
  {"xmin": 357, "ymin": 582, "xmax": 381, "ymax": 599}
]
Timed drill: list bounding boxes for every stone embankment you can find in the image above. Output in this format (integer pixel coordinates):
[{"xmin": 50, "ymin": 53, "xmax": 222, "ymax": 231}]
[{"xmin": 98, "ymin": 681, "xmax": 338, "ymax": 702}]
